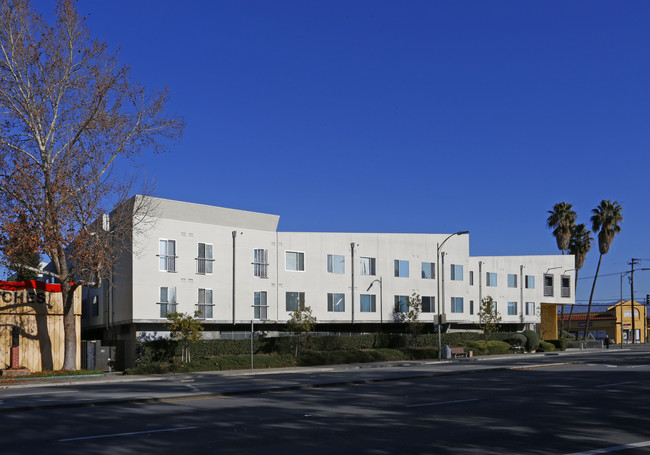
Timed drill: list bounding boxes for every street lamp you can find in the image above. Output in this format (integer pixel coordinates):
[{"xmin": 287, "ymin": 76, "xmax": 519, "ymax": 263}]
[
  {"xmin": 437, "ymin": 231, "xmax": 469, "ymax": 360},
  {"xmin": 250, "ymin": 307, "xmax": 255, "ymax": 374},
  {"xmin": 367, "ymin": 277, "xmax": 383, "ymax": 325}
]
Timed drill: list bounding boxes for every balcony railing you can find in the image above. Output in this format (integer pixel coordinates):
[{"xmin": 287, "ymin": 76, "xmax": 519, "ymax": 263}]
[
  {"xmin": 196, "ymin": 303, "xmax": 214, "ymax": 319},
  {"xmin": 158, "ymin": 302, "xmax": 177, "ymax": 317}
]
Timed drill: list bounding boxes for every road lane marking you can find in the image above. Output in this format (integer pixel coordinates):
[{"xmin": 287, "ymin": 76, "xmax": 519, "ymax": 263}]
[
  {"xmin": 594, "ymin": 381, "xmax": 638, "ymax": 388},
  {"xmin": 406, "ymin": 398, "xmax": 478, "ymax": 408},
  {"xmin": 511, "ymin": 363, "xmax": 573, "ymax": 370},
  {"xmin": 58, "ymin": 426, "xmax": 198, "ymax": 442},
  {"xmin": 565, "ymin": 439, "xmax": 650, "ymax": 454},
  {"xmin": 151, "ymin": 395, "xmax": 229, "ymax": 404}
]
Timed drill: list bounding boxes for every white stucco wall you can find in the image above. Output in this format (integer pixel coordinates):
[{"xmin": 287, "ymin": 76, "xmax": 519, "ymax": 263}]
[{"xmin": 91, "ymin": 197, "xmax": 574, "ymax": 330}]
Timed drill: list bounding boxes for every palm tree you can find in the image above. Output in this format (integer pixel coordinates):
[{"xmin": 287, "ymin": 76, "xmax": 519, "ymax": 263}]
[
  {"xmin": 583, "ymin": 200, "xmax": 623, "ymax": 340},
  {"xmin": 546, "ymin": 202, "xmax": 577, "ymax": 254},
  {"xmin": 566, "ymin": 224, "xmax": 592, "ymax": 336}
]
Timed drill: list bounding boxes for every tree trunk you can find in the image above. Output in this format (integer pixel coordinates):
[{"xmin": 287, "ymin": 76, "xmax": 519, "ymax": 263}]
[
  {"xmin": 62, "ymin": 283, "xmax": 77, "ymax": 370},
  {"xmin": 583, "ymin": 254, "xmax": 603, "ymax": 340}
]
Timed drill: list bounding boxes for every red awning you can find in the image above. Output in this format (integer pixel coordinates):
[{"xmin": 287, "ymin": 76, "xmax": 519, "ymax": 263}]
[{"xmin": 0, "ymin": 280, "xmax": 62, "ymax": 292}]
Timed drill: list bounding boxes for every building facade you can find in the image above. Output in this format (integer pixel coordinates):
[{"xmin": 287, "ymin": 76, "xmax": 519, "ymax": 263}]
[{"xmin": 82, "ymin": 196, "xmax": 575, "ymax": 368}]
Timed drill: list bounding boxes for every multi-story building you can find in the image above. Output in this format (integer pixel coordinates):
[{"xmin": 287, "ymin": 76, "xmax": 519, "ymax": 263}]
[{"xmin": 82, "ymin": 196, "xmax": 575, "ymax": 367}]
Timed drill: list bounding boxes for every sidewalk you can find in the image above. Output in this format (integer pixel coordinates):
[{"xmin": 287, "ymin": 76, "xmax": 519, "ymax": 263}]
[{"xmin": 1, "ymin": 344, "xmax": 630, "ymax": 389}]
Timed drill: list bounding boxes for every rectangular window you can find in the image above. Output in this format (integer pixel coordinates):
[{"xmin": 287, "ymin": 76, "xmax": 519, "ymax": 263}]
[
  {"xmin": 525, "ymin": 275, "xmax": 535, "ymax": 289},
  {"xmin": 422, "ymin": 296, "xmax": 435, "ymax": 313},
  {"xmin": 253, "ymin": 249, "xmax": 268, "ymax": 278},
  {"xmin": 624, "ymin": 309, "xmax": 640, "ymax": 318},
  {"xmin": 421, "ymin": 262, "xmax": 435, "ymax": 279},
  {"xmin": 394, "ymin": 295, "xmax": 408, "ymax": 313},
  {"xmin": 508, "ymin": 274, "xmax": 517, "ymax": 288},
  {"xmin": 486, "ymin": 272, "xmax": 497, "ymax": 287},
  {"xmin": 360, "ymin": 294, "xmax": 376, "ymax": 312},
  {"xmin": 469, "ymin": 300, "xmax": 474, "ymax": 315},
  {"xmin": 327, "ymin": 293, "xmax": 346, "ymax": 312},
  {"xmin": 394, "ymin": 260, "xmax": 409, "ymax": 278},
  {"xmin": 254, "ymin": 291, "xmax": 268, "ymax": 320},
  {"xmin": 196, "ymin": 243, "xmax": 214, "ymax": 275},
  {"xmin": 469, "ymin": 271, "xmax": 474, "ymax": 286},
  {"xmin": 159, "ymin": 286, "xmax": 177, "ymax": 317},
  {"xmin": 159, "ymin": 239, "xmax": 176, "ymax": 272},
  {"xmin": 507, "ymin": 301, "xmax": 517, "ymax": 315},
  {"xmin": 327, "ymin": 254, "xmax": 345, "ymax": 274},
  {"xmin": 450, "ymin": 297, "xmax": 464, "ymax": 313},
  {"xmin": 450, "ymin": 264, "xmax": 463, "ymax": 281},
  {"xmin": 525, "ymin": 302, "xmax": 535, "ymax": 316},
  {"xmin": 544, "ymin": 274, "xmax": 554, "ymax": 297},
  {"xmin": 360, "ymin": 257, "xmax": 376, "ymax": 276},
  {"xmin": 285, "ymin": 292, "xmax": 305, "ymax": 311},
  {"xmin": 286, "ymin": 251, "xmax": 305, "ymax": 271},
  {"xmin": 561, "ymin": 276, "xmax": 571, "ymax": 298},
  {"xmin": 197, "ymin": 288, "xmax": 213, "ymax": 319}
]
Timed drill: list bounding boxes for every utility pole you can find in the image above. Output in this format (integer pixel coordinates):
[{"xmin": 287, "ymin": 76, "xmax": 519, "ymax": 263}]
[{"xmin": 629, "ymin": 258, "xmax": 639, "ymax": 344}]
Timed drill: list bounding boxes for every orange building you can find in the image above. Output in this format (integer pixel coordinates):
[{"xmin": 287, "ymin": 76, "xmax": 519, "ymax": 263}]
[{"xmin": 558, "ymin": 300, "xmax": 647, "ymax": 343}]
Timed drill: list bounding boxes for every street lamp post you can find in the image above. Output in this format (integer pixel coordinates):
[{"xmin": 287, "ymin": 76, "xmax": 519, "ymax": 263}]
[
  {"xmin": 367, "ymin": 277, "xmax": 383, "ymax": 326},
  {"xmin": 437, "ymin": 231, "xmax": 470, "ymax": 360}
]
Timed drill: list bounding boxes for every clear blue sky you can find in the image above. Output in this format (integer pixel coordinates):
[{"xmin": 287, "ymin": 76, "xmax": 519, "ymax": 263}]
[{"xmin": 71, "ymin": 1, "xmax": 649, "ymax": 306}]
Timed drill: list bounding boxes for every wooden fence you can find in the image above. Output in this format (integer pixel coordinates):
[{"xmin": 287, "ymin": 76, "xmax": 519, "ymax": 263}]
[{"xmin": 0, "ymin": 281, "xmax": 81, "ymax": 372}]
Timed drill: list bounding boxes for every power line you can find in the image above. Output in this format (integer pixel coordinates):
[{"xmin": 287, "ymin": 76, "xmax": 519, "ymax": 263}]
[{"xmin": 577, "ymin": 269, "xmax": 650, "ymax": 280}]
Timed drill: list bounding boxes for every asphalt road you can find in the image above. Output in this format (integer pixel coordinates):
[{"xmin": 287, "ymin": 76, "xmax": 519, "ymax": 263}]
[{"xmin": 2, "ymin": 347, "xmax": 650, "ymax": 455}]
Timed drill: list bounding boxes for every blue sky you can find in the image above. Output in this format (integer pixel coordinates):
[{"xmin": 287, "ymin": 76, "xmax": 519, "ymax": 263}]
[{"xmin": 70, "ymin": 1, "xmax": 649, "ymax": 305}]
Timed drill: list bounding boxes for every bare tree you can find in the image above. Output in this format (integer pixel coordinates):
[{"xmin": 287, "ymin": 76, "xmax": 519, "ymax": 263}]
[{"xmin": 0, "ymin": 0, "xmax": 183, "ymax": 369}]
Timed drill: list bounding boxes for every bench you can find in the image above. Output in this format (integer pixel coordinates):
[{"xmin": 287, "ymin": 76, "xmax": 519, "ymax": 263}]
[{"xmin": 450, "ymin": 347, "xmax": 468, "ymax": 358}]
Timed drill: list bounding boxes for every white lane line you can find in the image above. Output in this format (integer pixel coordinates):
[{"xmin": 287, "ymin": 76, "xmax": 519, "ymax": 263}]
[
  {"xmin": 58, "ymin": 426, "xmax": 198, "ymax": 442},
  {"xmin": 594, "ymin": 381, "xmax": 638, "ymax": 388},
  {"xmin": 406, "ymin": 398, "xmax": 478, "ymax": 408},
  {"xmin": 565, "ymin": 439, "xmax": 650, "ymax": 454}
]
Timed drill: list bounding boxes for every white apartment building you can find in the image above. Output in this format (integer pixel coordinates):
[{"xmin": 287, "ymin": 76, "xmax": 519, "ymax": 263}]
[{"xmin": 82, "ymin": 196, "xmax": 575, "ymax": 367}]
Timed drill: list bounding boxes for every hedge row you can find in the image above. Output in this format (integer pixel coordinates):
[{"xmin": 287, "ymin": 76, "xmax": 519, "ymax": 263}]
[{"xmin": 135, "ymin": 331, "xmax": 530, "ymax": 365}]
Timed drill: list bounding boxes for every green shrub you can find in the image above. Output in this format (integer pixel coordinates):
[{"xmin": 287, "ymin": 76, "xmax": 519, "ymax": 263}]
[
  {"xmin": 125, "ymin": 362, "xmax": 168, "ymax": 375},
  {"xmin": 136, "ymin": 339, "xmax": 177, "ymax": 364},
  {"xmin": 311, "ymin": 334, "xmax": 377, "ymax": 351},
  {"xmin": 522, "ymin": 330, "xmax": 540, "ymax": 352},
  {"xmin": 490, "ymin": 332, "xmax": 527, "ymax": 346},
  {"xmin": 125, "ymin": 354, "xmax": 296, "ymax": 374},
  {"xmin": 298, "ymin": 349, "xmax": 406, "ymax": 366},
  {"xmin": 546, "ymin": 339, "xmax": 569, "ymax": 351},
  {"xmin": 462, "ymin": 340, "xmax": 511, "ymax": 355},
  {"xmin": 537, "ymin": 341, "xmax": 555, "ymax": 352},
  {"xmin": 214, "ymin": 354, "xmax": 295, "ymax": 371}
]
